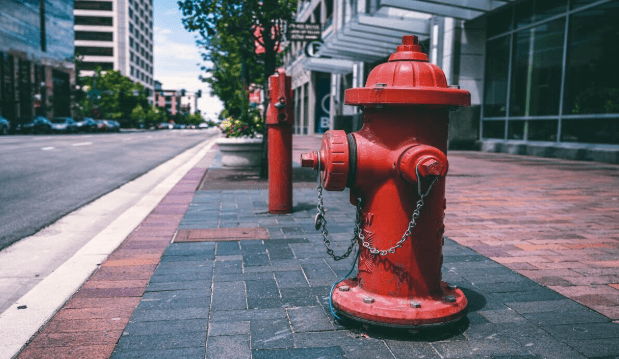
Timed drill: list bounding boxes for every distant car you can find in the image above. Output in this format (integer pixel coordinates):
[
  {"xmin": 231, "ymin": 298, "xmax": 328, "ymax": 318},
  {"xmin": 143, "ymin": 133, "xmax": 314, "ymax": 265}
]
[
  {"xmin": 15, "ymin": 116, "xmax": 52, "ymax": 134},
  {"xmin": 0, "ymin": 115, "xmax": 9, "ymax": 135},
  {"xmin": 51, "ymin": 117, "xmax": 78, "ymax": 133},
  {"xmin": 96, "ymin": 120, "xmax": 109, "ymax": 132},
  {"xmin": 104, "ymin": 120, "xmax": 120, "ymax": 132},
  {"xmin": 198, "ymin": 122, "xmax": 208, "ymax": 129},
  {"xmin": 76, "ymin": 117, "xmax": 98, "ymax": 132},
  {"xmin": 158, "ymin": 122, "xmax": 173, "ymax": 130},
  {"xmin": 174, "ymin": 123, "xmax": 187, "ymax": 129}
]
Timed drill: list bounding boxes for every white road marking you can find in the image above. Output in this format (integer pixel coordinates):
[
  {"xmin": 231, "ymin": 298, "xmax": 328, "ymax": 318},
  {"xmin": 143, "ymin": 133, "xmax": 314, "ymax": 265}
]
[
  {"xmin": 72, "ymin": 142, "xmax": 93, "ymax": 147},
  {"xmin": 41, "ymin": 147, "xmax": 54, "ymax": 151}
]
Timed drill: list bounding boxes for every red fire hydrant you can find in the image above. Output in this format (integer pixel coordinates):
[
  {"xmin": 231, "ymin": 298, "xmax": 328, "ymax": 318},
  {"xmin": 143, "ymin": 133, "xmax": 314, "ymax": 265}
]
[
  {"xmin": 301, "ymin": 35, "xmax": 469, "ymax": 328},
  {"xmin": 267, "ymin": 69, "xmax": 294, "ymax": 214}
]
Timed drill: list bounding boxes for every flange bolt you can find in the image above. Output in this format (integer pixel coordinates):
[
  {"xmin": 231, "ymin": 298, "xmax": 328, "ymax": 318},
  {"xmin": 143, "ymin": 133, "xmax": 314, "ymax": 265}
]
[{"xmin": 300, "ymin": 151, "xmax": 318, "ymax": 170}]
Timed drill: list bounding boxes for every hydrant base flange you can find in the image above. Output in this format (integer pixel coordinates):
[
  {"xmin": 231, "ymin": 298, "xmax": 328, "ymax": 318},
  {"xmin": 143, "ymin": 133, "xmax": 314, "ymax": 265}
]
[{"xmin": 332, "ymin": 279, "xmax": 467, "ymax": 328}]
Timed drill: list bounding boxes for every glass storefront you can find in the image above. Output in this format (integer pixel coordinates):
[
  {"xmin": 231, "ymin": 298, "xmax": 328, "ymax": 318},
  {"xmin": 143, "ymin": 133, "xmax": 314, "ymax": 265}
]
[{"xmin": 482, "ymin": 0, "xmax": 619, "ymax": 145}]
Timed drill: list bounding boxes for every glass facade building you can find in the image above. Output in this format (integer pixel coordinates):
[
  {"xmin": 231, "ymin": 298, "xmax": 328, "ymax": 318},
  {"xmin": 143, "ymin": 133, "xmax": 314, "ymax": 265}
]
[
  {"xmin": 0, "ymin": 0, "xmax": 74, "ymax": 122},
  {"xmin": 482, "ymin": 0, "xmax": 619, "ymax": 145}
]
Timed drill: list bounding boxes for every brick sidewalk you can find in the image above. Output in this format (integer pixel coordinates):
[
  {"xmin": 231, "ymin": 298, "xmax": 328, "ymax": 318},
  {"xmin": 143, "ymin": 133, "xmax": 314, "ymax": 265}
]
[
  {"xmin": 11, "ymin": 136, "xmax": 619, "ymax": 358},
  {"xmin": 445, "ymin": 152, "xmax": 619, "ymax": 321}
]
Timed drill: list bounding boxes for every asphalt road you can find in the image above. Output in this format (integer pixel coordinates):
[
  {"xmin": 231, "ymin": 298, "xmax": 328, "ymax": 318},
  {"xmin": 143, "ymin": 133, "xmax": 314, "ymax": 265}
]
[{"xmin": 0, "ymin": 130, "xmax": 217, "ymax": 251}]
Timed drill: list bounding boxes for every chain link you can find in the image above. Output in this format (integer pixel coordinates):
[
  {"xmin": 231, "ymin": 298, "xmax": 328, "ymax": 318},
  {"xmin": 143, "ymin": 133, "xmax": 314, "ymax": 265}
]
[
  {"xmin": 314, "ymin": 155, "xmax": 361, "ymax": 261},
  {"xmin": 314, "ymin": 158, "xmax": 439, "ymax": 258}
]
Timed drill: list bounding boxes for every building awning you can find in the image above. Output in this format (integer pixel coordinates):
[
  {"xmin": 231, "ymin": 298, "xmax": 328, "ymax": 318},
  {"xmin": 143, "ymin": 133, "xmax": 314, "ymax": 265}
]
[
  {"xmin": 301, "ymin": 57, "xmax": 357, "ymax": 75},
  {"xmin": 316, "ymin": 13, "xmax": 431, "ymax": 62},
  {"xmin": 378, "ymin": 0, "xmax": 514, "ymax": 20}
]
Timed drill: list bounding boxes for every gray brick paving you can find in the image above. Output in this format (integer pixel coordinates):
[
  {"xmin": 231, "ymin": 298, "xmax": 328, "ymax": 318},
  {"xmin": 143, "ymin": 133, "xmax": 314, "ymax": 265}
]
[{"xmin": 110, "ymin": 187, "xmax": 619, "ymax": 359}]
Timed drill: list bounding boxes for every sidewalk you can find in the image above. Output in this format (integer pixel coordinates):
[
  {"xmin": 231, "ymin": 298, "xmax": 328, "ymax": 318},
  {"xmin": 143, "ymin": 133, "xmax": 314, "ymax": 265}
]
[{"xmin": 12, "ymin": 134, "xmax": 619, "ymax": 358}]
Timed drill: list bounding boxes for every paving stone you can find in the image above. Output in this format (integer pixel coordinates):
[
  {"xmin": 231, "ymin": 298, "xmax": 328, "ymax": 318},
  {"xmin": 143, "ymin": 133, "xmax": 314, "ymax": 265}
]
[
  {"xmin": 246, "ymin": 279, "xmax": 279, "ymax": 299},
  {"xmin": 115, "ymin": 331, "xmax": 206, "ymax": 351},
  {"xmin": 521, "ymin": 309, "xmax": 610, "ymax": 326},
  {"xmin": 129, "ymin": 307, "xmax": 208, "ymax": 322},
  {"xmin": 567, "ymin": 337, "xmax": 619, "ymax": 358},
  {"xmin": 287, "ymin": 306, "xmax": 334, "ymax": 332},
  {"xmin": 216, "ymin": 241, "xmax": 242, "ymax": 255},
  {"xmin": 142, "ymin": 288, "xmax": 209, "ymax": 299},
  {"xmin": 110, "ymin": 348, "xmax": 206, "ymax": 359},
  {"xmin": 208, "ymin": 321, "xmax": 250, "ymax": 336},
  {"xmin": 478, "ymin": 309, "xmax": 527, "ymax": 323},
  {"xmin": 492, "ymin": 289, "xmax": 566, "ymax": 303},
  {"xmin": 541, "ymin": 322, "xmax": 619, "ymax": 341},
  {"xmin": 214, "ymin": 260, "xmax": 242, "ymax": 274},
  {"xmin": 385, "ymin": 340, "xmax": 442, "ymax": 359},
  {"xmin": 209, "ymin": 308, "xmax": 287, "ymax": 322},
  {"xmin": 122, "ymin": 319, "xmax": 206, "ymax": 336},
  {"xmin": 301, "ymin": 261, "xmax": 337, "ymax": 286},
  {"xmin": 135, "ymin": 296, "xmax": 208, "ymax": 311},
  {"xmin": 145, "ymin": 280, "xmax": 211, "ymax": 292},
  {"xmin": 506, "ymin": 299, "xmax": 585, "ymax": 314},
  {"xmin": 275, "ymin": 270, "xmax": 309, "ymax": 288},
  {"xmin": 211, "ymin": 281, "xmax": 246, "ymax": 311},
  {"xmin": 251, "ymin": 318, "xmax": 293, "ymax": 349},
  {"xmin": 243, "ymin": 253, "xmax": 271, "ymax": 266},
  {"xmin": 252, "ymin": 346, "xmax": 345, "ymax": 359},
  {"xmin": 205, "ymin": 335, "xmax": 250, "ymax": 359}
]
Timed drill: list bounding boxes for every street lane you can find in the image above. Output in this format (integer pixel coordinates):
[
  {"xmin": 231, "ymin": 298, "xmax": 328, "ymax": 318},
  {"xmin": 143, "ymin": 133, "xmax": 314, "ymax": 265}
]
[{"xmin": 0, "ymin": 130, "xmax": 218, "ymax": 250}]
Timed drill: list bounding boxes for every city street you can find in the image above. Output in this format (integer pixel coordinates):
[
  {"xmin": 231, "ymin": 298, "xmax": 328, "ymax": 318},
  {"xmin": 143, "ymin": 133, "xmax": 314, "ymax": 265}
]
[{"xmin": 0, "ymin": 130, "xmax": 216, "ymax": 251}]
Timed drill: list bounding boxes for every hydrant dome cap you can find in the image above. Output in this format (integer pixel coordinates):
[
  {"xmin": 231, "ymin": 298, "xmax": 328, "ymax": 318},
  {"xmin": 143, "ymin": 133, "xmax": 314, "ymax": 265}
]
[{"xmin": 345, "ymin": 35, "xmax": 471, "ymax": 107}]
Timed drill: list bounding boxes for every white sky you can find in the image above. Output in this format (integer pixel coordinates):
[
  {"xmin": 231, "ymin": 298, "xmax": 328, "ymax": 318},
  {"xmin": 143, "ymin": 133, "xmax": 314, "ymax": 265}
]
[{"xmin": 153, "ymin": 0, "xmax": 223, "ymax": 119}]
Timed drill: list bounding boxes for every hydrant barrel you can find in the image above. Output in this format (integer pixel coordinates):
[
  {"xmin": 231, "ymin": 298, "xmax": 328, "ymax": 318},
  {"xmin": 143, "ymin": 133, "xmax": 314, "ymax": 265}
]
[
  {"xmin": 267, "ymin": 69, "xmax": 294, "ymax": 214},
  {"xmin": 302, "ymin": 35, "xmax": 471, "ymax": 329}
]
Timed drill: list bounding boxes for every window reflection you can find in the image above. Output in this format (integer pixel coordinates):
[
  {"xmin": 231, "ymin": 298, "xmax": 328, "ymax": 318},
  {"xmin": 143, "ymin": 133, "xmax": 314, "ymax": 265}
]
[
  {"xmin": 564, "ymin": 1, "xmax": 619, "ymax": 115},
  {"xmin": 510, "ymin": 19, "xmax": 564, "ymax": 117},
  {"xmin": 483, "ymin": 36, "xmax": 510, "ymax": 117}
]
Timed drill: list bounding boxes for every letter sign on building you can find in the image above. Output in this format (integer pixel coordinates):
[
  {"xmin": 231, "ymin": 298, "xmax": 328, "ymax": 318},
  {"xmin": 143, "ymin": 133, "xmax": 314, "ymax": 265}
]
[{"xmin": 287, "ymin": 23, "xmax": 321, "ymax": 42}]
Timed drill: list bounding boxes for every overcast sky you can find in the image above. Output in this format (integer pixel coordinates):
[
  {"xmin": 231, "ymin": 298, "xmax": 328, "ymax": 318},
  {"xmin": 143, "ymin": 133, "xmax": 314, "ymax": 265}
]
[{"xmin": 153, "ymin": 0, "xmax": 223, "ymax": 119}]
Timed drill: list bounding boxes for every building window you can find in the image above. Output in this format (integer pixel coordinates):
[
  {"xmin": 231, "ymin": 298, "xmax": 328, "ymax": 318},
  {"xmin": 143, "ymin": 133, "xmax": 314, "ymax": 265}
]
[
  {"xmin": 129, "ymin": 9, "xmax": 133, "ymax": 19},
  {"xmin": 75, "ymin": 16, "xmax": 113, "ymax": 26},
  {"xmin": 75, "ymin": 31, "xmax": 113, "ymax": 41},
  {"xmin": 81, "ymin": 62, "xmax": 114, "ymax": 71},
  {"xmin": 74, "ymin": 1, "xmax": 113, "ymax": 11},
  {"xmin": 129, "ymin": 37, "xmax": 134, "ymax": 47},
  {"xmin": 482, "ymin": 1, "xmax": 619, "ymax": 145},
  {"xmin": 75, "ymin": 46, "xmax": 114, "ymax": 56},
  {"xmin": 509, "ymin": 18, "xmax": 564, "ymax": 117},
  {"xmin": 130, "ymin": 66, "xmax": 134, "ymax": 76}
]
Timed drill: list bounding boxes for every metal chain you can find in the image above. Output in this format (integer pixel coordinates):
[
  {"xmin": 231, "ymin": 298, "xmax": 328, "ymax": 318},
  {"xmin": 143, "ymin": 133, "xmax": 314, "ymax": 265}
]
[
  {"xmin": 314, "ymin": 158, "xmax": 439, "ymax": 258},
  {"xmin": 314, "ymin": 155, "xmax": 361, "ymax": 261},
  {"xmin": 361, "ymin": 166, "xmax": 439, "ymax": 256}
]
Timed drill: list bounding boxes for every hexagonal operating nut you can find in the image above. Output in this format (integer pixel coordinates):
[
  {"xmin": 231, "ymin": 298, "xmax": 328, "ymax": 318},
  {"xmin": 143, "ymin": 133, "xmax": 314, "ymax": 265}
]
[
  {"xmin": 300, "ymin": 151, "xmax": 318, "ymax": 170},
  {"xmin": 417, "ymin": 157, "xmax": 444, "ymax": 178}
]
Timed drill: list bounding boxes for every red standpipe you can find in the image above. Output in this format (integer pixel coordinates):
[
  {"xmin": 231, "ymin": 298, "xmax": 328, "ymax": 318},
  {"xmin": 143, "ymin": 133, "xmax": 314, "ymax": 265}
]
[{"xmin": 267, "ymin": 69, "xmax": 294, "ymax": 214}]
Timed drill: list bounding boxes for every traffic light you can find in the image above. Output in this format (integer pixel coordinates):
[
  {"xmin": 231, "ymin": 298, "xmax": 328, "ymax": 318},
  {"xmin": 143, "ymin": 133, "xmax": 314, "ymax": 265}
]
[
  {"xmin": 180, "ymin": 89, "xmax": 186, "ymax": 96},
  {"xmin": 196, "ymin": 90, "xmax": 202, "ymax": 98}
]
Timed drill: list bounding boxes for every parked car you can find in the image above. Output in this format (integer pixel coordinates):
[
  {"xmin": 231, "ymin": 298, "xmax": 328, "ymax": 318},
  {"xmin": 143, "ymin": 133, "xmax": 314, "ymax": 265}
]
[
  {"xmin": 0, "ymin": 115, "xmax": 10, "ymax": 135},
  {"xmin": 104, "ymin": 120, "xmax": 120, "ymax": 132},
  {"xmin": 96, "ymin": 120, "xmax": 109, "ymax": 132},
  {"xmin": 15, "ymin": 116, "xmax": 52, "ymax": 134},
  {"xmin": 158, "ymin": 122, "xmax": 173, "ymax": 130},
  {"xmin": 198, "ymin": 122, "xmax": 209, "ymax": 129},
  {"xmin": 51, "ymin": 117, "xmax": 78, "ymax": 133},
  {"xmin": 75, "ymin": 117, "xmax": 98, "ymax": 132}
]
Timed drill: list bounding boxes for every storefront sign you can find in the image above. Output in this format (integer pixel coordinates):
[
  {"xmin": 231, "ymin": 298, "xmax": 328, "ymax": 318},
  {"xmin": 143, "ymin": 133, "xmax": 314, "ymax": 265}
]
[
  {"xmin": 304, "ymin": 41, "xmax": 323, "ymax": 58},
  {"xmin": 287, "ymin": 23, "xmax": 321, "ymax": 41}
]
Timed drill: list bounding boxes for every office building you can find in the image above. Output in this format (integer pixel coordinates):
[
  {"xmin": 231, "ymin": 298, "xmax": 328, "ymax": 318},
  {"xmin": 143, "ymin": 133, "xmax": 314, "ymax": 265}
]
[
  {"xmin": 285, "ymin": 0, "xmax": 619, "ymax": 163},
  {"xmin": 74, "ymin": 0, "xmax": 154, "ymax": 102},
  {"xmin": 0, "ymin": 0, "xmax": 74, "ymax": 123}
]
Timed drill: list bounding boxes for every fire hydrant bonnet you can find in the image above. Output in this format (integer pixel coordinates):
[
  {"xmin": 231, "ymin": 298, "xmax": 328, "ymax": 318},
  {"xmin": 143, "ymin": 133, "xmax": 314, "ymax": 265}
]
[{"xmin": 345, "ymin": 35, "xmax": 471, "ymax": 107}]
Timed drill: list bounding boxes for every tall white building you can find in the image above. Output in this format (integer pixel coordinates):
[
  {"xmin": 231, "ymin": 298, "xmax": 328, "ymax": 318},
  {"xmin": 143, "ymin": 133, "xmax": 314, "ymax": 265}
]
[{"xmin": 74, "ymin": 0, "xmax": 154, "ymax": 101}]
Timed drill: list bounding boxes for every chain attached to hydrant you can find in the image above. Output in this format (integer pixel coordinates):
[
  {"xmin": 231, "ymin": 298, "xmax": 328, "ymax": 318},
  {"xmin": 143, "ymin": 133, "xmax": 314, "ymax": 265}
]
[{"xmin": 301, "ymin": 35, "xmax": 470, "ymax": 329}]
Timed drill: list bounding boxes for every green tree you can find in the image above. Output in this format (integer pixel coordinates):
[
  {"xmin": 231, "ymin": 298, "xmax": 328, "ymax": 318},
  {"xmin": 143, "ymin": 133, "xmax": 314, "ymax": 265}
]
[
  {"xmin": 178, "ymin": 0, "xmax": 296, "ymax": 174},
  {"xmin": 78, "ymin": 70, "xmax": 149, "ymax": 127},
  {"xmin": 130, "ymin": 104, "xmax": 147, "ymax": 124}
]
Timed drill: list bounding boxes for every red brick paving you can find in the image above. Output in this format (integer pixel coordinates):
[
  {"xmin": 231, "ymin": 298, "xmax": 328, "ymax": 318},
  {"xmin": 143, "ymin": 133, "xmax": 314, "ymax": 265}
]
[
  {"xmin": 174, "ymin": 227, "xmax": 270, "ymax": 242},
  {"xmin": 445, "ymin": 151, "xmax": 619, "ymax": 320},
  {"xmin": 16, "ymin": 159, "xmax": 211, "ymax": 359}
]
